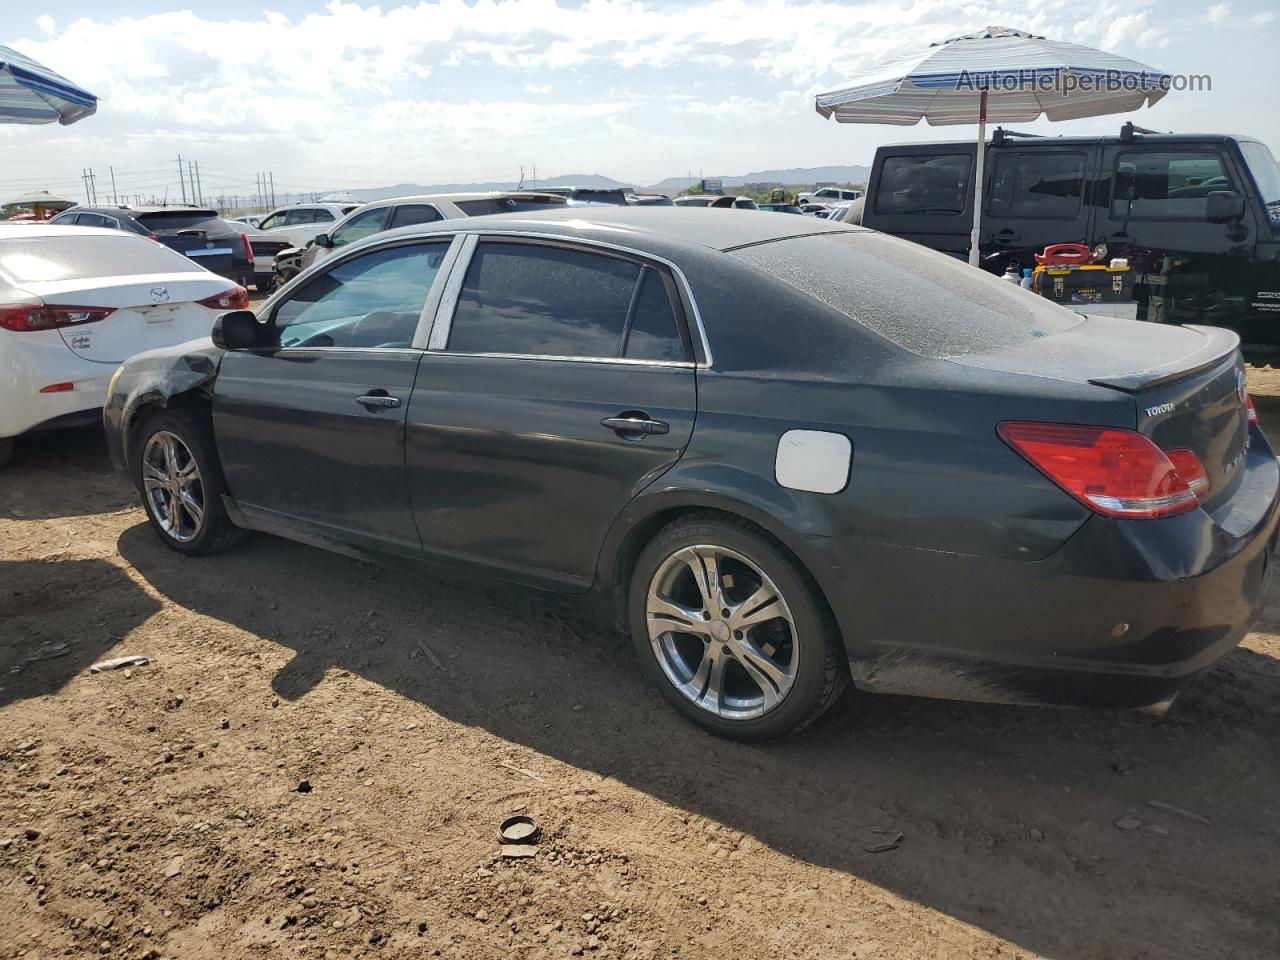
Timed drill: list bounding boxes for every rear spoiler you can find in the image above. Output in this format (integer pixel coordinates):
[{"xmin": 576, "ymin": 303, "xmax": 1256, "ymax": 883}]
[{"xmin": 1087, "ymin": 325, "xmax": 1240, "ymax": 393}]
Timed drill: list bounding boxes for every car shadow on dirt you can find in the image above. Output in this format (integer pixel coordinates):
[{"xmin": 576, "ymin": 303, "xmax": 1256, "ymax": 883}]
[
  {"xmin": 2, "ymin": 425, "xmax": 135, "ymax": 520},
  {"xmin": 117, "ymin": 521, "xmax": 1280, "ymax": 960},
  {"xmin": 0, "ymin": 556, "xmax": 162, "ymax": 708}
]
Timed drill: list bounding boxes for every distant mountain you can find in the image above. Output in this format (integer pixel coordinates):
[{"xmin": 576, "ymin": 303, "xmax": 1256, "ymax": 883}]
[
  {"xmin": 642, "ymin": 165, "xmax": 871, "ymax": 194},
  {"xmin": 337, "ymin": 165, "xmax": 870, "ymax": 203},
  {"xmin": 345, "ymin": 173, "xmax": 633, "ymax": 202}
]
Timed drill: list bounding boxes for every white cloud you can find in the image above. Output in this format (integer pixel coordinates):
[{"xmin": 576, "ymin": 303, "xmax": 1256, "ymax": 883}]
[
  {"xmin": 1207, "ymin": 3, "xmax": 1231, "ymax": 26},
  {"xmin": 0, "ymin": 0, "xmax": 1255, "ymax": 198}
]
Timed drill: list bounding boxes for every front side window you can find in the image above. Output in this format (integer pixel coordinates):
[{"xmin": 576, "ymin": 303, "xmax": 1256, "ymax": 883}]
[
  {"xmin": 448, "ymin": 242, "xmax": 641, "ymax": 358},
  {"xmin": 988, "ymin": 152, "xmax": 1086, "ymax": 219},
  {"xmin": 390, "ymin": 204, "xmax": 443, "ymax": 228},
  {"xmin": 258, "ymin": 211, "xmax": 287, "ymax": 230},
  {"xmin": 330, "ymin": 207, "xmax": 390, "ymax": 247},
  {"xmin": 1111, "ymin": 151, "xmax": 1235, "ymax": 220},
  {"xmin": 875, "ymin": 154, "xmax": 971, "ymax": 215},
  {"xmin": 269, "ymin": 242, "xmax": 448, "ymax": 349}
]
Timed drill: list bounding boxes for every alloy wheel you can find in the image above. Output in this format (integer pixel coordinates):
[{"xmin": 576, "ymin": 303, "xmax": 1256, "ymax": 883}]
[
  {"xmin": 645, "ymin": 544, "xmax": 798, "ymax": 720},
  {"xmin": 141, "ymin": 431, "xmax": 205, "ymax": 543}
]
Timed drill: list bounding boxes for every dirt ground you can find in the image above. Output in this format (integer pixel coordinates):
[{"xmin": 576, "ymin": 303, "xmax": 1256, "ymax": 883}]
[{"xmin": 4, "ymin": 373, "xmax": 1280, "ymax": 960}]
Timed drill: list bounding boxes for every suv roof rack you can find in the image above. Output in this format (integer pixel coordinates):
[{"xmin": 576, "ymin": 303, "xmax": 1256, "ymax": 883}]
[
  {"xmin": 1119, "ymin": 121, "xmax": 1170, "ymax": 142},
  {"xmin": 991, "ymin": 127, "xmax": 1042, "ymax": 146}
]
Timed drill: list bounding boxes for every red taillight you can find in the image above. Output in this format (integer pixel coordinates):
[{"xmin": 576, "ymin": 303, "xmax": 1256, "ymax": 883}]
[
  {"xmin": 241, "ymin": 232, "xmax": 254, "ymax": 266},
  {"xmin": 1246, "ymin": 393, "xmax": 1258, "ymax": 426},
  {"xmin": 998, "ymin": 421, "xmax": 1199, "ymax": 519},
  {"xmin": 1164, "ymin": 447, "xmax": 1211, "ymax": 498},
  {"xmin": 197, "ymin": 285, "xmax": 250, "ymax": 310},
  {"xmin": 0, "ymin": 303, "xmax": 115, "ymax": 332}
]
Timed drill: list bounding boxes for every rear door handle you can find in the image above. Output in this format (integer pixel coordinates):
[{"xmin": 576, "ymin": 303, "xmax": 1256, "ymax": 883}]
[
  {"xmin": 357, "ymin": 391, "xmax": 402, "ymax": 410},
  {"xmin": 601, "ymin": 414, "xmax": 670, "ymax": 438},
  {"xmin": 993, "ymin": 230, "xmax": 1021, "ymax": 243}
]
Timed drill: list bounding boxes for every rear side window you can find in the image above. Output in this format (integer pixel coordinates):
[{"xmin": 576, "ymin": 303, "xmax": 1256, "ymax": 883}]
[
  {"xmin": 988, "ymin": 152, "xmax": 1086, "ymax": 218},
  {"xmin": 313, "ymin": 209, "xmax": 336, "ymax": 223},
  {"xmin": 76, "ymin": 213, "xmax": 114, "ymax": 228},
  {"xmin": 875, "ymin": 155, "xmax": 971, "ymax": 215},
  {"xmin": 284, "ymin": 209, "xmax": 317, "ymax": 225},
  {"xmin": 390, "ymin": 204, "xmax": 443, "ymax": 228},
  {"xmin": 731, "ymin": 231, "xmax": 1079, "ymax": 360},
  {"xmin": 0, "ymin": 234, "xmax": 202, "ymax": 284},
  {"xmin": 448, "ymin": 243, "xmax": 641, "ymax": 358},
  {"xmin": 1112, "ymin": 151, "xmax": 1235, "ymax": 220},
  {"xmin": 623, "ymin": 269, "xmax": 688, "ymax": 362}
]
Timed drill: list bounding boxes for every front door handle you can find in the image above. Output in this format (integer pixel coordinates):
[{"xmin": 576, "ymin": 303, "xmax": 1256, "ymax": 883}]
[
  {"xmin": 993, "ymin": 230, "xmax": 1021, "ymax": 243},
  {"xmin": 601, "ymin": 414, "xmax": 670, "ymax": 438},
  {"xmin": 357, "ymin": 391, "xmax": 402, "ymax": 410}
]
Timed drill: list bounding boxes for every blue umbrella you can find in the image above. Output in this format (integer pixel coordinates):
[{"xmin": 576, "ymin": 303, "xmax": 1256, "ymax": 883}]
[{"xmin": 0, "ymin": 44, "xmax": 97, "ymax": 125}]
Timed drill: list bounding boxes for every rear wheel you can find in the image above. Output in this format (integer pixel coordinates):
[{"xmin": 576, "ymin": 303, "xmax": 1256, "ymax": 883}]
[
  {"xmin": 135, "ymin": 408, "xmax": 246, "ymax": 555},
  {"xmin": 628, "ymin": 514, "xmax": 848, "ymax": 741}
]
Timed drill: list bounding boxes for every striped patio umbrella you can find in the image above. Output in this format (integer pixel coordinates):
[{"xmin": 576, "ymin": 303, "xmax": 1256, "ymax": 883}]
[
  {"xmin": 816, "ymin": 26, "xmax": 1170, "ymax": 265},
  {"xmin": 0, "ymin": 44, "xmax": 97, "ymax": 125}
]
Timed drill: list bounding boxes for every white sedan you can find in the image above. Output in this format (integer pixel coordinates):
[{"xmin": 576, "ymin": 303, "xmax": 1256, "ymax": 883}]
[{"xmin": 0, "ymin": 224, "xmax": 247, "ymax": 467}]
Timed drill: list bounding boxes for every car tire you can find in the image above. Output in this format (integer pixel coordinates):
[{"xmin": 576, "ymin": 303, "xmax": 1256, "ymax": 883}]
[
  {"xmin": 134, "ymin": 407, "xmax": 248, "ymax": 556},
  {"xmin": 628, "ymin": 513, "xmax": 848, "ymax": 741},
  {"xmin": 0, "ymin": 437, "xmax": 13, "ymax": 468}
]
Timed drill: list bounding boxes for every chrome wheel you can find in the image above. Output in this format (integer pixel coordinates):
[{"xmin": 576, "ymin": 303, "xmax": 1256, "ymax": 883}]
[
  {"xmin": 141, "ymin": 431, "xmax": 205, "ymax": 543},
  {"xmin": 646, "ymin": 544, "xmax": 798, "ymax": 721}
]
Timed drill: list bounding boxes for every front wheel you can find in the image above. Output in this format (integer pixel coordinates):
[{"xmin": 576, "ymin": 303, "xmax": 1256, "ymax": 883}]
[
  {"xmin": 135, "ymin": 408, "xmax": 247, "ymax": 555},
  {"xmin": 628, "ymin": 514, "xmax": 848, "ymax": 741}
]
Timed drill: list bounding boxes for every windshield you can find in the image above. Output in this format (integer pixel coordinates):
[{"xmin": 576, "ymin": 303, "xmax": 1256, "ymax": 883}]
[
  {"xmin": 0, "ymin": 234, "xmax": 201, "ymax": 284},
  {"xmin": 1240, "ymin": 141, "xmax": 1280, "ymax": 228},
  {"xmin": 731, "ymin": 231, "xmax": 1081, "ymax": 360}
]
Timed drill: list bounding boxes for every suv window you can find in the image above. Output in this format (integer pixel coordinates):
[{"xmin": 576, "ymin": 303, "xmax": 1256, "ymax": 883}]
[
  {"xmin": 270, "ymin": 242, "xmax": 449, "ymax": 349},
  {"xmin": 284, "ymin": 208, "xmax": 317, "ymax": 226},
  {"xmin": 390, "ymin": 204, "xmax": 443, "ymax": 228},
  {"xmin": 313, "ymin": 209, "xmax": 336, "ymax": 223},
  {"xmin": 988, "ymin": 152, "xmax": 1086, "ymax": 219},
  {"xmin": 454, "ymin": 196, "xmax": 565, "ymax": 216},
  {"xmin": 448, "ymin": 242, "xmax": 642, "ymax": 358},
  {"xmin": 331, "ymin": 207, "xmax": 390, "ymax": 247},
  {"xmin": 875, "ymin": 154, "xmax": 971, "ymax": 215},
  {"xmin": 1112, "ymin": 151, "xmax": 1235, "ymax": 220},
  {"xmin": 259, "ymin": 211, "xmax": 288, "ymax": 230},
  {"xmin": 623, "ymin": 269, "xmax": 688, "ymax": 362}
]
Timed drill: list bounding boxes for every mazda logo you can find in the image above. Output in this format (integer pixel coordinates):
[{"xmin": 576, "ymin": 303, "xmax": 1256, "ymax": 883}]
[{"xmin": 150, "ymin": 286, "xmax": 170, "ymax": 303}]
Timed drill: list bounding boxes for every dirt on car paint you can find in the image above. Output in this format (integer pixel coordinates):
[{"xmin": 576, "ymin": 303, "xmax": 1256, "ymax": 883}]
[{"xmin": 2, "ymin": 372, "xmax": 1280, "ymax": 960}]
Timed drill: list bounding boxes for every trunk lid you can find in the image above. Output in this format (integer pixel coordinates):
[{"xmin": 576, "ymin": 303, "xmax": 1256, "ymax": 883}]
[
  {"xmin": 21, "ymin": 273, "xmax": 229, "ymax": 364},
  {"xmin": 953, "ymin": 316, "xmax": 1249, "ymax": 511}
]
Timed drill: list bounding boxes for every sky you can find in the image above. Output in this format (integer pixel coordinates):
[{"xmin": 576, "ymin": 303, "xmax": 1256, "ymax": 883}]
[{"xmin": 1, "ymin": 0, "xmax": 1277, "ymax": 204}]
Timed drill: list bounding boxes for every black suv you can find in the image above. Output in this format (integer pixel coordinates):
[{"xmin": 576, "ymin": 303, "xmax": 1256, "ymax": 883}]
[
  {"xmin": 49, "ymin": 205, "xmax": 255, "ymax": 288},
  {"xmin": 858, "ymin": 128, "xmax": 1280, "ymax": 362}
]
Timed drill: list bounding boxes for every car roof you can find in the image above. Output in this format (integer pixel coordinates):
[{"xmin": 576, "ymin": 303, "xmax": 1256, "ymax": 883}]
[
  {"xmin": 372, "ymin": 204, "xmax": 861, "ymax": 253},
  {"xmin": 885, "ymin": 132, "xmax": 1246, "ymax": 151},
  {"xmin": 0, "ymin": 223, "xmax": 135, "ymax": 239},
  {"xmin": 353, "ymin": 191, "xmax": 566, "ymax": 210}
]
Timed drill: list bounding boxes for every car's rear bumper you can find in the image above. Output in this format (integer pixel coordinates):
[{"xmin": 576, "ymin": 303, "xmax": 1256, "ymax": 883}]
[
  {"xmin": 813, "ymin": 429, "xmax": 1280, "ymax": 708},
  {"xmin": 0, "ymin": 331, "xmax": 114, "ymax": 439}
]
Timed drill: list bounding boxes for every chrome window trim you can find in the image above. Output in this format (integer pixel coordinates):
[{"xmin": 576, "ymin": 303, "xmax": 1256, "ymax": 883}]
[
  {"xmin": 427, "ymin": 233, "xmax": 478, "ymax": 350},
  {"xmin": 411, "ymin": 234, "xmax": 466, "ymax": 349},
  {"xmin": 425, "ymin": 230, "xmax": 713, "ymax": 367},
  {"xmin": 435, "ymin": 351, "xmax": 695, "ymax": 369}
]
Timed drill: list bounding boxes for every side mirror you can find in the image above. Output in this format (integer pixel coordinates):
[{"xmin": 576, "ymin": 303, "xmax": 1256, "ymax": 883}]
[
  {"xmin": 211, "ymin": 310, "xmax": 262, "ymax": 350},
  {"xmin": 314, "ymin": 233, "xmax": 333, "ymax": 248},
  {"xmin": 1205, "ymin": 191, "xmax": 1246, "ymax": 223}
]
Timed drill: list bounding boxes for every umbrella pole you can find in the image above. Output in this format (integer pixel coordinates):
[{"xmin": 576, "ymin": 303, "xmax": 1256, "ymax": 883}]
[{"xmin": 968, "ymin": 88, "xmax": 988, "ymax": 268}]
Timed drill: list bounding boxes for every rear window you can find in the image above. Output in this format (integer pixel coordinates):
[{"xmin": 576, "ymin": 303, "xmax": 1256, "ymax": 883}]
[
  {"xmin": 134, "ymin": 210, "xmax": 221, "ymax": 230},
  {"xmin": 730, "ymin": 231, "xmax": 1080, "ymax": 359},
  {"xmin": 875, "ymin": 154, "xmax": 971, "ymax": 215},
  {"xmin": 0, "ymin": 235, "xmax": 200, "ymax": 284},
  {"xmin": 455, "ymin": 197, "xmax": 567, "ymax": 216}
]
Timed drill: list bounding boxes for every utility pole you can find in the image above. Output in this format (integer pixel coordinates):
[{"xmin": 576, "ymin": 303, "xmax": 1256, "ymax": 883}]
[
  {"xmin": 81, "ymin": 168, "xmax": 97, "ymax": 205},
  {"xmin": 194, "ymin": 160, "xmax": 204, "ymax": 206},
  {"xmin": 532, "ymin": 163, "xmax": 537, "ymax": 188},
  {"xmin": 268, "ymin": 172, "xmax": 276, "ymax": 207},
  {"xmin": 177, "ymin": 155, "xmax": 187, "ymax": 204},
  {"xmin": 108, "ymin": 166, "xmax": 118, "ymax": 205},
  {"xmin": 187, "ymin": 160, "xmax": 198, "ymax": 205}
]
